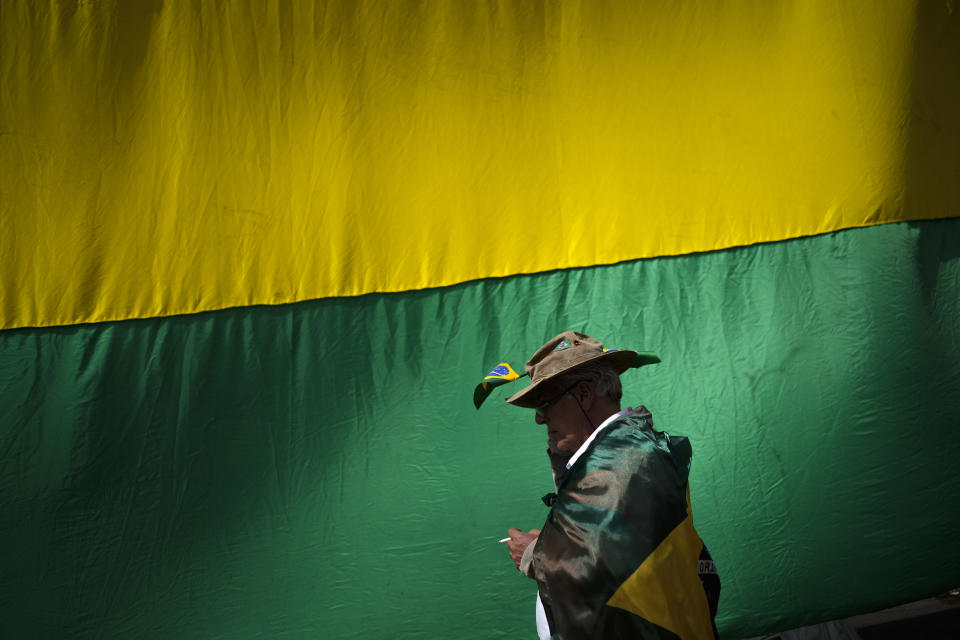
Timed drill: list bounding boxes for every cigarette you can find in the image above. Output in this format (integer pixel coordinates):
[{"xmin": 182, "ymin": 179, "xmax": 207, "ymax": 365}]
[{"xmin": 498, "ymin": 537, "xmax": 511, "ymax": 543}]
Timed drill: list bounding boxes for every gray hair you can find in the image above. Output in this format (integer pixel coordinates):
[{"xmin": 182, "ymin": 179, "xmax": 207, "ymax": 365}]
[{"xmin": 552, "ymin": 361, "xmax": 623, "ymax": 402}]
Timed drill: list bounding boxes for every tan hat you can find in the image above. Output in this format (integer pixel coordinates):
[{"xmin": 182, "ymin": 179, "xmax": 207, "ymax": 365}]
[{"xmin": 505, "ymin": 331, "xmax": 660, "ymax": 408}]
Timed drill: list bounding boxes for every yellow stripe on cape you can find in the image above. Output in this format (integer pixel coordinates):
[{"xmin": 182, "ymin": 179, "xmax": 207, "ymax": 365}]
[{"xmin": 607, "ymin": 514, "xmax": 714, "ymax": 640}]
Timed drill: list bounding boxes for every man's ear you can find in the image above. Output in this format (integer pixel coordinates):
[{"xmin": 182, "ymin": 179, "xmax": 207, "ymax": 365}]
[{"xmin": 577, "ymin": 380, "xmax": 594, "ymax": 407}]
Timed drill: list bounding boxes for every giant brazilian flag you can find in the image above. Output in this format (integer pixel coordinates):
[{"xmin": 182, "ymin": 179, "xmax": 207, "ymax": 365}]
[{"xmin": 2, "ymin": 2, "xmax": 959, "ymax": 638}]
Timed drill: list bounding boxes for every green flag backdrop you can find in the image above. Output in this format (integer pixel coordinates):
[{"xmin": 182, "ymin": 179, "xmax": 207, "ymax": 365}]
[{"xmin": 2, "ymin": 2, "xmax": 959, "ymax": 638}]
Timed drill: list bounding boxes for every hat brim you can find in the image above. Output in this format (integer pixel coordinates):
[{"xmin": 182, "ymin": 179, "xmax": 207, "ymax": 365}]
[{"xmin": 505, "ymin": 350, "xmax": 660, "ymax": 408}]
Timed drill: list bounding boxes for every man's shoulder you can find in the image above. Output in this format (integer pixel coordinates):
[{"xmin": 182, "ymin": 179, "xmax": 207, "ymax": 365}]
[
  {"xmin": 597, "ymin": 408, "xmax": 659, "ymax": 446},
  {"xmin": 590, "ymin": 409, "xmax": 693, "ymax": 472},
  {"xmin": 608, "ymin": 407, "xmax": 654, "ymax": 429}
]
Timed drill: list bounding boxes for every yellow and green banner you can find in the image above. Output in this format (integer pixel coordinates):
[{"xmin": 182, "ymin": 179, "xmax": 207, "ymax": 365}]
[{"xmin": 2, "ymin": 2, "xmax": 959, "ymax": 638}]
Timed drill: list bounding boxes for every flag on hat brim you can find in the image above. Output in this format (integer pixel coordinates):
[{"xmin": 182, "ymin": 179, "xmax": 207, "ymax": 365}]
[{"xmin": 473, "ymin": 363, "xmax": 525, "ymax": 409}]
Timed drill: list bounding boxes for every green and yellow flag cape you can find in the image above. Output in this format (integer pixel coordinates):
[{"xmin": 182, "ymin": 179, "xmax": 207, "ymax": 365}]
[{"xmin": 533, "ymin": 412, "xmax": 714, "ymax": 639}]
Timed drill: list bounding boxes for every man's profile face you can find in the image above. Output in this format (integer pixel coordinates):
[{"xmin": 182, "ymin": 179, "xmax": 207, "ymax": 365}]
[{"xmin": 535, "ymin": 381, "xmax": 594, "ymax": 453}]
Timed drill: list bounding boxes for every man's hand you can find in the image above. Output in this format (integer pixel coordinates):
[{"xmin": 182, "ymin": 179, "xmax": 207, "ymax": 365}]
[{"xmin": 505, "ymin": 528, "xmax": 541, "ymax": 570}]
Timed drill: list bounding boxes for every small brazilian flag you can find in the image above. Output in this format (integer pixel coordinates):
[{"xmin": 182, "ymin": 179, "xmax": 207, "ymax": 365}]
[{"xmin": 473, "ymin": 363, "xmax": 524, "ymax": 409}]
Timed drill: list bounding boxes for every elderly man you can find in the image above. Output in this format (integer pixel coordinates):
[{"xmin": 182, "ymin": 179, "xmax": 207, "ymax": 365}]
[{"xmin": 502, "ymin": 331, "xmax": 720, "ymax": 639}]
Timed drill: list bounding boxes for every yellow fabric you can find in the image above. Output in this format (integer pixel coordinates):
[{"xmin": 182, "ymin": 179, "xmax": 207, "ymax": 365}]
[
  {"xmin": 606, "ymin": 514, "xmax": 714, "ymax": 640},
  {"xmin": 2, "ymin": 1, "xmax": 957, "ymax": 329}
]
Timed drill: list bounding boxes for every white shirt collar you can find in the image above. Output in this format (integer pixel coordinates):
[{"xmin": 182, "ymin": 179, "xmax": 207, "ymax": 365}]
[{"xmin": 565, "ymin": 408, "xmax": 633, "ymax": 470}]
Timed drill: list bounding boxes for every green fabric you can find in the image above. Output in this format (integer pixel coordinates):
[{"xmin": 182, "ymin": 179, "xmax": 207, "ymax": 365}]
[
  {"xmin": 2, "ymin": 219, "xmax": 960, "ymax": 638},
  {"xmin": 532, "ymin": 411, "xmax": 711, "ymax": 638}
]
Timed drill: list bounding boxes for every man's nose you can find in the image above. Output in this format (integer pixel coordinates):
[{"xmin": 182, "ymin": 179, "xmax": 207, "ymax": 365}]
[{"xmin": 535, "ymin": 411, "xmax": 546, "ymax": 425}]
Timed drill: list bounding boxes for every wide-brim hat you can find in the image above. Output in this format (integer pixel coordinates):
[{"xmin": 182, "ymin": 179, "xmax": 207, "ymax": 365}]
[{"xmin": 504, "ymin": 331, "xmax": 660, "ymax": 408}]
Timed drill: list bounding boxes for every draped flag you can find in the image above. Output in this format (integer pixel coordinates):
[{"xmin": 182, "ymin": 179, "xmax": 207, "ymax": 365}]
[
  {"xmin": 2, "ymin": 2, "xmax": 959, "ymax": 638},
  {"xmin": 533, "ymin": 411, "xmax": 716, "ymax": 639}
]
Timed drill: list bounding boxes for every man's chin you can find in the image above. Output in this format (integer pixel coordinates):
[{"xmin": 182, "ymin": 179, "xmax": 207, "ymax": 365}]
[{"xmin": 547, "ymin": 439, "xmax": 573, "ymax": 453}]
